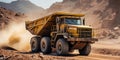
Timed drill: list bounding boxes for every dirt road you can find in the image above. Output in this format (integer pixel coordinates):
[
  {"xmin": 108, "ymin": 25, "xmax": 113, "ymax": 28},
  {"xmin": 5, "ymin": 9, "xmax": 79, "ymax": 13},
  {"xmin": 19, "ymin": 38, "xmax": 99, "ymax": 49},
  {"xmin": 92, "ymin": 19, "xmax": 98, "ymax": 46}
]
[
  {"xmin": 76, "ymin": 53, "xmax": 120, "ymax": 60},
  {"xmin": 0, "ymin": 48, "xmax": 120, "ymax": 60},
  {"xmin": 0, "ymin": 39, "xmax": 120, "ymax": 60},
  {"xmin": 42, "ymin": 52, "xmax": 120, "ymax": 60}
]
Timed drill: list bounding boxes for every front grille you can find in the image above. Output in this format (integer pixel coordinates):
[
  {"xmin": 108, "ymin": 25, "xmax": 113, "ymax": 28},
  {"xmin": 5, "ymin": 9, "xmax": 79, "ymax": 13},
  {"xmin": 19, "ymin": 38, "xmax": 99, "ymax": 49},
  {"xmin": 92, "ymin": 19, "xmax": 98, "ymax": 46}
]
[{"xmin": 77, "ymin": 28, "xmax": 92, "ymax": 38}]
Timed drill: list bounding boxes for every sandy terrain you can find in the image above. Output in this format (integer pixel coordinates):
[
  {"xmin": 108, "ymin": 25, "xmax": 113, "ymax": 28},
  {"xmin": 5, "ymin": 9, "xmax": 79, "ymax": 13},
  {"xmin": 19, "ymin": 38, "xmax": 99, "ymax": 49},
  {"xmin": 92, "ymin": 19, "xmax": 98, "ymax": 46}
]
[
  {"xmin": 0, "ymin": 49, "xmax": 120, "ymax": 60},
  {"xmin": 0, "ymin": 39, "xmax": 120, "ymax": 60}
]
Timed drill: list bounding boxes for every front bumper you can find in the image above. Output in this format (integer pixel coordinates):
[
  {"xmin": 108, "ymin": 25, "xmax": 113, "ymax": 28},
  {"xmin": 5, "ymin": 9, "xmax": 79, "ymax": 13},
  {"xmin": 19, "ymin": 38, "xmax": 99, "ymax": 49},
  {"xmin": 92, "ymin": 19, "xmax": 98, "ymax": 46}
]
[{"xmin": 67, "ymin": 38, "xmax": 98, "ymax": 43}]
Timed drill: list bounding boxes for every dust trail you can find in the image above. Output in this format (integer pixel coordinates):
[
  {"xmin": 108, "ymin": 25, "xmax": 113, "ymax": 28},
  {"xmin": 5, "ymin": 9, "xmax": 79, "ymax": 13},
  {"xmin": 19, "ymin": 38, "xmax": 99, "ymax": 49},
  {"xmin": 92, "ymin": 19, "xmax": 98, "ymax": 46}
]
[{"xmin": 0, "ymin": 22, "xmax": 33, "ymax": 52}]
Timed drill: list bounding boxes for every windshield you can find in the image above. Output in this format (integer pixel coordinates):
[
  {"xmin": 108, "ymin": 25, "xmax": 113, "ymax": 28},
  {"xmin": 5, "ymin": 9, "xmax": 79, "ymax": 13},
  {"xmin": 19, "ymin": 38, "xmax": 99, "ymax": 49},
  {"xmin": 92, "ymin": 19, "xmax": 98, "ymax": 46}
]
[{"xmin": 65, "ymin": 18, "xmax": 81, "ymax": 25}]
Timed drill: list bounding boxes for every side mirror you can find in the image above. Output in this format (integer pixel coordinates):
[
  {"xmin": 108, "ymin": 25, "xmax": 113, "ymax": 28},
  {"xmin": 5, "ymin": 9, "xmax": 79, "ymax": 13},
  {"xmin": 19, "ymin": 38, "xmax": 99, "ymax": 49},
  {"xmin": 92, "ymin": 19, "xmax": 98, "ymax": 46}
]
[{"xmin": 83, "ymin": 18, "xmax": 85, "ymax": 25}]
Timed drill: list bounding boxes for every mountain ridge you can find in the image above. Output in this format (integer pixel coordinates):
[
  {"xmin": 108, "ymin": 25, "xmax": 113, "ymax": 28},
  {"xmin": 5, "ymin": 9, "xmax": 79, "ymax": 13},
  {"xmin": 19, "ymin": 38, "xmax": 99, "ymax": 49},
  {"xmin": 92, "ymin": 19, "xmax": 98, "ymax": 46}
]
[{"xmin": 0, "ymin": 0, "xmax": 44, "ymax": 19}]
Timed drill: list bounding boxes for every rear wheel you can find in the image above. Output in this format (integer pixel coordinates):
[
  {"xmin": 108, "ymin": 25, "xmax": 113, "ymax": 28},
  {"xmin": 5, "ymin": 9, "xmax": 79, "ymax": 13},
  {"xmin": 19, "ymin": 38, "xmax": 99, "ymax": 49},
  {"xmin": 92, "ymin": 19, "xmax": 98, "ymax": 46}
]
[
  {"xmin": 79, "ymin": 44, "xmax": 91, "ymax": 56},
  {"xmin": 56, "ymin": 39, "xmax": 69, "ymax": 56},
  {"xmin": 40, "ymin": 37, "xmax": 52, "ymax": 54},
  {"xmin": 30, "ymin": 37, "xmax": 40, "ymax": 52}
]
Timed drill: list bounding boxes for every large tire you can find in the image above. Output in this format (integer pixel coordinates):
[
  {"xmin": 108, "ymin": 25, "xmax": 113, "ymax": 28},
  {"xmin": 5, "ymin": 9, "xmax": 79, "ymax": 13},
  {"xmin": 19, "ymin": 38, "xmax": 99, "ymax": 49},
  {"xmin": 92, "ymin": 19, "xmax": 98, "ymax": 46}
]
[
  {"xmin": 79, "ymin": 44, "xmax": 91, "ymax": 56},
  {"xmin": 40, "ymin": 37, "xmax": 52, "ymax": 54},
  {"xmin": 30, "ymin": 37, "xmax": 40, "ymax": 52},
  {"xmin": 56, "ymin": 39, "xmax": 69, "ymax": 56}
]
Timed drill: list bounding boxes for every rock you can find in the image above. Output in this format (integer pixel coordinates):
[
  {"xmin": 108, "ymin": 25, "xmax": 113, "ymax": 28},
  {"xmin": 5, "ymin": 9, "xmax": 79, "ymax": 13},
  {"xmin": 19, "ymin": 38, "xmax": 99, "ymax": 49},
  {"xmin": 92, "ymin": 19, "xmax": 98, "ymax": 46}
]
[{"xmin": 0, "ymin": 54, "xmax": 4, "ymax": 57}]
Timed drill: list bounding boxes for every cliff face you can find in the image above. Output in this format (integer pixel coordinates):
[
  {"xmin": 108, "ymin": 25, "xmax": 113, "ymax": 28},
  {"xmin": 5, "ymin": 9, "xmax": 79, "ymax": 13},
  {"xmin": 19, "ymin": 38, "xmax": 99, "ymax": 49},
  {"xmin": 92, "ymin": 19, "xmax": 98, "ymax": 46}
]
[{"xmin": 46, "ymin": 0, "xmax": 120, "ymax": 29}]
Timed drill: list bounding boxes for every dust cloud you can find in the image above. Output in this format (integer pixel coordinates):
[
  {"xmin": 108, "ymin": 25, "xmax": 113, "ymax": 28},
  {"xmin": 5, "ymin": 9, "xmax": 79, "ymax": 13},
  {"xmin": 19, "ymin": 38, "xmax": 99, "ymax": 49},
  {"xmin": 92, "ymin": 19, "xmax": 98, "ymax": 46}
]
[{"xmin": 0, "ymin": 22, "xmax": 33, "ymax": 52}]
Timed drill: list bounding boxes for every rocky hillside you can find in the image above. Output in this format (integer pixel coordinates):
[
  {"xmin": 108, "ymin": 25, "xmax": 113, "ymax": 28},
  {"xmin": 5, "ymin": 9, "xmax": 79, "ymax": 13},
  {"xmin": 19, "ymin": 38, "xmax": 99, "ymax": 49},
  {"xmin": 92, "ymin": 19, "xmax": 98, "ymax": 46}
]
[
  {"xmin": 46, "ymin": 0, "xmax": 120, "ymax": 29},
  {"xmin": 0, "ymin": 0, "xmax": 120, "ymax": 38},
  {"xmin": 0, "ymin": 0, "xmax": 44, "ymax": 19},
  {"xmin": 0, "ymin": 7, "xmax": 25, "ymax": 30},
  {"xmin": 44, "ymin": 0, "xmax": 120, "ymax": 38},
  {"xmin": 1, "ymin": 0, "xmax": 120, "ymax": 29}
]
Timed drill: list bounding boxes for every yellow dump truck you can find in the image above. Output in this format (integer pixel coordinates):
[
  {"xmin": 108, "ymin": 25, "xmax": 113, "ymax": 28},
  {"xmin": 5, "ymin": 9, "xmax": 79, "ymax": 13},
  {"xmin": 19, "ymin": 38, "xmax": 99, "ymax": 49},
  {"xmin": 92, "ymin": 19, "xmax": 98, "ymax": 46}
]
[{"xmin": 25, "ymin": 12, "xmax": 98, "ymax": 56}]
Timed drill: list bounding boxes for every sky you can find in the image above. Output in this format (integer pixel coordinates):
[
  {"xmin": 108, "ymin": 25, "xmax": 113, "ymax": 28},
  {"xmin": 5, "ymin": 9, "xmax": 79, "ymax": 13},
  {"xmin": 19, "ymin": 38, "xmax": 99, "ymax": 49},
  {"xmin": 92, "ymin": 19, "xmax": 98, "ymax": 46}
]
[{"xmin": 0, "ymin": 0, "xmax": 63, "ymax": 9}]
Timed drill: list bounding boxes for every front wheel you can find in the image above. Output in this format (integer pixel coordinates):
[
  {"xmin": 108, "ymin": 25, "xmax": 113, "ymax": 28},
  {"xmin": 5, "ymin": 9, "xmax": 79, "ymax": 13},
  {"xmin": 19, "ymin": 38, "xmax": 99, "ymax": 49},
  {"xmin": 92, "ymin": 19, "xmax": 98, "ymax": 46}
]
[
  {"xmin": 79, "ymin": 44, "xmax": 91, "ymax": 56},
  {"xmin": 56, "ymin": 39, "xmax": 69, "ymax": 56}
]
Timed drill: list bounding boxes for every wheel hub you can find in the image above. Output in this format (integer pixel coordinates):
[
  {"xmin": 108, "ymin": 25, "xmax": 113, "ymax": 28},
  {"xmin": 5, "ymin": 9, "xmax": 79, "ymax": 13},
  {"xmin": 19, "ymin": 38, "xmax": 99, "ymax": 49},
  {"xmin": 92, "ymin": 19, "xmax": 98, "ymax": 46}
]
[
  {"xmin": 42, "ymin": 42, "xmax": 46, "ymax": 49},
  {"xmin": 32, "ymin": 42, "xmax": 35, "ymax": 49},
  {"xmin": 58, "ymin": 44, "xmax": 62, "ymax": 51}
]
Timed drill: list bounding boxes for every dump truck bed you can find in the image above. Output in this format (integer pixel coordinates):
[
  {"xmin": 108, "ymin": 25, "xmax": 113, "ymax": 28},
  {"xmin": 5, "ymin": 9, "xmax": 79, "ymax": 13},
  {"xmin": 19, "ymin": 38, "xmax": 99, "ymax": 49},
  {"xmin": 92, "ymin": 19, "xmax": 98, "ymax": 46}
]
[{"xmin": 25, "ymin": 12, "xmax": 85, "ymax": 35}]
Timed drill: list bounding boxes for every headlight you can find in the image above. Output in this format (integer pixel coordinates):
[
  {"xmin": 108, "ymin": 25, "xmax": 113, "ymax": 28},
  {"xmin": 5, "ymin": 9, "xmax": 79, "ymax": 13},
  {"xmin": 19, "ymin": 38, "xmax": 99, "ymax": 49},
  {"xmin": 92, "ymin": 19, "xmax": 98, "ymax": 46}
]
[
  {"xmin": 92, "ymin": 30, "xmax": 97, "ymax": 38},
  {"xmin": 69, "ymin": 27, "xmax": 77, "ymax": 30}
]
